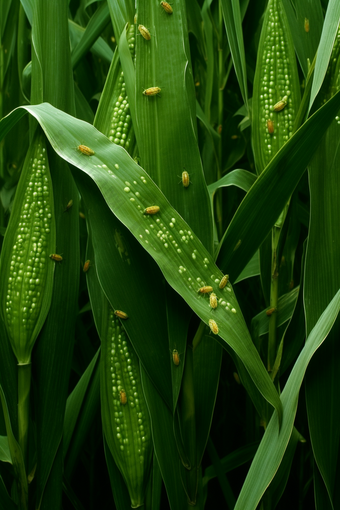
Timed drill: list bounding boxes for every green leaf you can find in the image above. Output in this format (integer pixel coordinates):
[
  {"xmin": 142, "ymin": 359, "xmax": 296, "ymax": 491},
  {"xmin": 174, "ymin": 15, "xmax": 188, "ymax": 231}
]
[
  {"xmin": 0, "ymin": 102, "xmax": 283, "ymax": 425},
  {"xmin": 251, "ymin": 286, "xmax": 299, "ymax": 337},
  {"xmin": 304, "ymin": 114, "xmax": 340, "ymax": 507},
  {"xmin": 0, "ymin": 436, "xmax": 11, "ymax": 463},
  {"xmin": 207, "ymin": 169, "xmax": 256, "ymax": 206},
  {"xmin": 221, "ymin": 0, "xmax": 248, "ymax": 106},
  {"xmin": 234, "ymin": 251, "xmax": 259, "ymax": 284},
  {"xmin": 217, "ymin": 88, "xmax": 340, "ymax": 281},
  {"xmin": 135, "ymin": 1, "xmax": 213, "ymax": 253},
  {"xmin": 141, "ymin": 367, "xmax": 188, "ymax": 510},
  {"xmin": 63, "ymin": 349, "xmax": 100, "ymax": 467},
  {"xmin": 234, "ymin": 289, "xmax": 340, "ymax": 510},
  {"xmin": 308, "ymin": 0, "xmax": 340, "ymax": 112},
  {"xmin": 282, "ymin": 0, "xmax": 323, "ymax": 77},
  {"xmin": 71, "ymin": 2, "xmax": 112, "ymax": 69}
]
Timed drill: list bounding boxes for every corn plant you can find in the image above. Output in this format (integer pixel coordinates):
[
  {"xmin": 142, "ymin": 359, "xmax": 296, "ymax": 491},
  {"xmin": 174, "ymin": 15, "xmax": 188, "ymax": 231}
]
[{"xmin": 1, "ymin": 1, "xmax": 340, "ymax": 509}]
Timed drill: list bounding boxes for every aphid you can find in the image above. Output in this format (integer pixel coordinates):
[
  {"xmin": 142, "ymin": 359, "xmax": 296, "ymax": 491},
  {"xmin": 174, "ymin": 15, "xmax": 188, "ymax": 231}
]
[
  {"xmin": 79, "ymin": 212, "xmax": 86, "ymax": 219},
  {"xmin": 219, "ymin": 275, "xmax": 229, "ymax": 289},
  {"xmin": 160, "ymin": 1, "xmax": 173, "ymax": 14},
  {"xmin": 231, "ymin": 135, "xmax": 239, "ymax": 140},
  {"xmin": 172, "ymin": 349, "xmax": 180, "ymax": 366},
  {"xmin": 138, "ymin": 24, "xmax": 151, "ymax": 40},
  {"xmin": 114, "ymin": 310, "xmax": 129, "ymax": 320},
  {"xmin": 64, "ymin": 199, "xmax": 73, "ymax": 212},
  {"xmin": 267, "ymin": 119, "xmax": 274, "ymax": 134},
  {"xmin": 77, "ymin": 145, "xmax": 95, "ymax": 156},
  {"xmin": 198, "ymin": 286, "xmax": 213, "ymax": 294},
  {"xmin": 209, "ymin": 292, "xmax": 218, "ymax": 309},
  {"xmin": 182, "ymin": 170, "xmax": 190, "ymax": 188},
  {"xmin": 143, "ymin": 87, "xmax": 161, "ymax": 97},
  {"xmin": 143, "ymin": 205, "xmax": 160, "ymax": 215},
  {"xmin": 266, "ymin": 307, "xmax": 277, "ymax": 317},
  {"xmin": 273, "ymin": 95, "xmax": 288, "ymax": 112},
  {"xmin": 49, "ymin": 254, "xmax": 63, "ymax": 262},
  {"xmin": 120, "ymin": 390, "xmax": 127, "ymax": 405},
  {"xmin": 83, "ymin": 260, "xmax": 91, "ymax": 272},
  {"xmin": 304, "ymin": 18, "xmax": 309, "ymax": 33},
  {"xmin": 209, "ymin": 319, "xmax": 219, "ymax": 335}
]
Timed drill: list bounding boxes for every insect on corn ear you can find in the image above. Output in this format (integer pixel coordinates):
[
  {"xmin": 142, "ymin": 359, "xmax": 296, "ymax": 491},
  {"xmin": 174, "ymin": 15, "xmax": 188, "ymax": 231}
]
[
  {"xmin": 172, "ymin": 349, "xmax": 180, "ymax": 366},
  {"xmin": 83, "ymin": 260, "xmax": 91, "ymax": 273},
  {"xmin": 160, "ymin": 1, "xmax": 173, "ymax": 14},
  {"xmin": 138, "ymin": 24, "xmax": 151, "ymax": 40},
  {"xmin": 114, "ymin": 310, "xmax": 129, "ymax": 320},
  {"xmin": 77, "ymin": 145, "xmax": 95, "ymax": 156},
  {"xmin": 49, "ymin": 253, "xmax": 63, "ymax": 262},
  {"xmin": 120, "ymin": 389, "xmax": 127, "ymax": 405},
  {"xmin": 143, "ymin": 206, "xmax": 160, "ymax": 215},
  {"xmin": 219, "ymin": 275, "xmax": 229, "ymax": 289},
  {"xmin": 304, "ymin": 18, "xmax": 309, "ymax": 33},
  {"xmin": 198, "ymin": 286, "xmax": 213, "ymax": 294},
  {"xmin": 267, "ymin": 119, "xmax": 274, "ymax": 134},
  {"xmin": 209, "ymin": 319, "xmax": 219, "ymax": 335},
  {"xmin": 273, "ymin": 95, "xmax": 288, "ymax": 112},
  {"xmin": 143, "ymin": 87, "xmax": 161, "ymax": 97}
]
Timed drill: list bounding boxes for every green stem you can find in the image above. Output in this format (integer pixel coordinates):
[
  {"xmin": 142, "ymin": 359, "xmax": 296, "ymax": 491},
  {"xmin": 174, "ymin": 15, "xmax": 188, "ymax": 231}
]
[
  {"xmin": 18, "ymin": 362, "xmax": 31, "ymax": 468},
  {"xmin": 267, "ymin": 227, "xmax": 280, "ymax": 372}
]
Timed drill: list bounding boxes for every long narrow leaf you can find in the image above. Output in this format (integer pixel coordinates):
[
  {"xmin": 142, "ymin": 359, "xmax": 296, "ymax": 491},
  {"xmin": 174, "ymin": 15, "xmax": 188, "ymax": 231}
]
[
  {"xmin": 234, "ymin": 289, "xmax": 340, "ymax": 510},
  {"xmin": 0, "ymin": 102, "xmax": 283, "ymax": 428}
]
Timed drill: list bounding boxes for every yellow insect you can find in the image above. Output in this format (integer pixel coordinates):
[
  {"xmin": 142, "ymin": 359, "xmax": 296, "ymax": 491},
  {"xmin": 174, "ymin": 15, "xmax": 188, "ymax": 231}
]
[
  {"xmin": 49, "ymin": 253, "xmax": 63, "ymax": 262},
  {"xmin": 182, "ymin": 170, "xmax": 190, "ymax": 188},
  {"xmin": 172, "ymin": 349, "xmax": 180, "ymax": 366},
  {"xmin": 198, "ymin": 286, "xmax": 213, "ymax": 294},
  {"xmin": 266, "ymin": 307, "xmax": 277, "ymax": 317},
  {"xmin": 209, "ymin": 319, "xmax": 219, "ymax": 335},
  {"xmin": 114, "ymin": 310, "xmax": 129, "ymax": 320},
  {"xmin": 79, "ymin": 212, "xmax": 86, "ymax": 219},
  {"xmin": 64, "ymin": 199, "xmax": 73, "ymax": 212},
  {"xmin": 209, "ymin": 292, "xmax": 218, "ymax": 309},
  {"xmin": 143, "ymin": 87, "xmax": 161, "ymax": 97},
  {"xmin": 160, "ymin": 1, "xmax": 173, "ymax": 14},
  {"xmin": 120, "ymin": 390, "xmax": 127, "ymax": 405},
  {"xmin": 267, "ymin": 119, "xmax": 274, "ymax": 134},
  {"xmin": 273, "ymin": 95, "xmax": 288, "ymax": 112},
  {"xmin": 219, "ymin": 275, "xmax": 229, "ymax": 289},
  {"xmin": 77, "ymin": 145, "xmax": 95, "ymax": 156},
  {"xmin": 138, "ymin": 24, "xmax": 151, "ymax": 40},
  {"xmin": 143, "ymin": 205, "xmax": 160, "ymax": 215},
  {"xmin": 304, "ymin": 18, "xmax": 309, "ymax": 33},
  {"xmin": 83, "ymin": 260, "xmax": 91, "ymax": 273}
]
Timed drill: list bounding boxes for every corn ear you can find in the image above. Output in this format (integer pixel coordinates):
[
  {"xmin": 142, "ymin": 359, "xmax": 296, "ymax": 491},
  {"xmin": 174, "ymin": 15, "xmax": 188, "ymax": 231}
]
[
  {"xmin": 0, "ymin": 132, "xmax": 55, "ymax": 364},
  {"xmin": 94, "ymin": 23, "xmax": 136, "ymax": 155},
  {"xmin": 252, "ymin": 0, "xmax": 301, "ymax": 175},
  {"xmin": 101, "ymin": 309, "xmax": 152, "ymax": 508}
]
